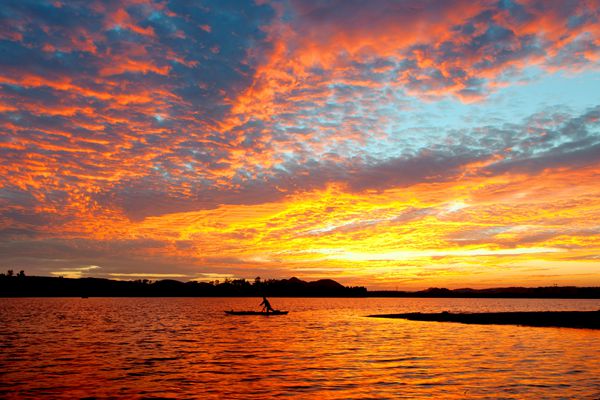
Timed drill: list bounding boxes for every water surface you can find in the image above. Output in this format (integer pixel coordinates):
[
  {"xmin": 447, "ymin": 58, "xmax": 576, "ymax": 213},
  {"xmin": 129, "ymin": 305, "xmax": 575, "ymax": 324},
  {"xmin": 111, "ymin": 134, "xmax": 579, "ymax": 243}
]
[{"xmin": 1, "ymin": 297, "xmax": 599, "ymax": 399}]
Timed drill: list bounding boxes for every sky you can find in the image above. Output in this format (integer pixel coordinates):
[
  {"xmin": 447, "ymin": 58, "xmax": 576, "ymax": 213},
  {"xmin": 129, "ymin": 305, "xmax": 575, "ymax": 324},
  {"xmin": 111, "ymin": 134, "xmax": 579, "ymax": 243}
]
[{"xmin": 1, "ymin": 0, "xmax": 599, "ymax": 289}]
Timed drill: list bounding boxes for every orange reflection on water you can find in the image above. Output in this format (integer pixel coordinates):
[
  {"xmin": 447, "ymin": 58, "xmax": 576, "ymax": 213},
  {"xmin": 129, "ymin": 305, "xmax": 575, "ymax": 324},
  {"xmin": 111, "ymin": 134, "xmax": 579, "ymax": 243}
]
[{"xmin": 2, "ymin": 298, "xmax": 600, "ymax": 399}]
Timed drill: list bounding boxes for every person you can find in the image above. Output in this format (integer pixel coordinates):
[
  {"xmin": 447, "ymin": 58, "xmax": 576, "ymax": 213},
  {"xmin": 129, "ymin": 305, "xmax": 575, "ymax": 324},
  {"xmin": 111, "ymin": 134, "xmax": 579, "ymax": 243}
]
[{"xmin": 260, "ymin": 296, "xmax": 275, "ymax": 313}]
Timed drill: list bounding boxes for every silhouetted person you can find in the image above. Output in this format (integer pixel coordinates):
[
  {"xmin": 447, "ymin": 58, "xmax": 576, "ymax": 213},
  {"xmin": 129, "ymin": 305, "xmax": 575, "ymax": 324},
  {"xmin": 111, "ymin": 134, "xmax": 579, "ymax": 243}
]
[{"xmin": 260, "ymin": 296, "xmax": 274, "ymax": 313}]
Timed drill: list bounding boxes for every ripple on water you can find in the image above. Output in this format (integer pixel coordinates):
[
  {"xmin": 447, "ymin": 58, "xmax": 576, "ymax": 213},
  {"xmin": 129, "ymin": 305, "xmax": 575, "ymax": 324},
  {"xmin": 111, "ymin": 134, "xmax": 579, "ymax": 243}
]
[{"xmin": 1, "ymin": 297, "xmax": 600, "ymax": 399}]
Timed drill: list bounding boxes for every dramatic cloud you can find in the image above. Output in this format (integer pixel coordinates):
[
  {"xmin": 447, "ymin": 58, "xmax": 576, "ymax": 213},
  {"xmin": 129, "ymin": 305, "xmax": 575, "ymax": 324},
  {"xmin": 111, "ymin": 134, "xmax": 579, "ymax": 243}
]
[{"xmin": 1, "ymin": 0, "xmax": 599, "ymax": 288}]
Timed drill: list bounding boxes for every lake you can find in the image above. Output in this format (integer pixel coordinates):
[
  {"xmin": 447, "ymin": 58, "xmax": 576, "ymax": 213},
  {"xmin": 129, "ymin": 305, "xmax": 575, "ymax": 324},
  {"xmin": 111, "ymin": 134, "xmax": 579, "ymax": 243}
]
[{"xmin": 1, "ymin": 297, "xmax": 599, "ymax": 399}]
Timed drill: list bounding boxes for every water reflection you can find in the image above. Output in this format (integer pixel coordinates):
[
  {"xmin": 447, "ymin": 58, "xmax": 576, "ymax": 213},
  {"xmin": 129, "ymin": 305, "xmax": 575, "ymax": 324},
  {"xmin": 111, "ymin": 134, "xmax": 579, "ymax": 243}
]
[{"xmin": 1, "ymin": 298, "xmax": 599, "ymax": 399}]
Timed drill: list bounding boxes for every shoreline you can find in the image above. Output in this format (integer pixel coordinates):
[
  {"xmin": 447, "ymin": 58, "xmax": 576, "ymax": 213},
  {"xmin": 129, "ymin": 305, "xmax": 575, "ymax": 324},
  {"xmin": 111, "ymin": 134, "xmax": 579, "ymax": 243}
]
[{"xmin": 368, "ymin": 310, "xmax": 600, "ymax": 329}]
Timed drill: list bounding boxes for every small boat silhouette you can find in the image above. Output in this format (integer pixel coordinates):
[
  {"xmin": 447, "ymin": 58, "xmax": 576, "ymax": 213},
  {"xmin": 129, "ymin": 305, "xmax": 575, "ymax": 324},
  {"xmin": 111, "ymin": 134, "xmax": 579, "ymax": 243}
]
[{"xmin": 225, "ymin": 310, "xmax": 288, "ymax": 316}]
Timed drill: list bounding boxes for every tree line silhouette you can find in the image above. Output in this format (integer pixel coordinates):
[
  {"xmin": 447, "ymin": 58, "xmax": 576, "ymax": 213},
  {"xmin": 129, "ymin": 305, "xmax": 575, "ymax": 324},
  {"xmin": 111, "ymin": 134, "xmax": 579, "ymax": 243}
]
[
  {"xmin": 1, "ymin": 271, "xmax": 599, "ymax": 298},
  {"xmin": 0, "ymin": 272, "xmax": 367, "ymax": 297}
]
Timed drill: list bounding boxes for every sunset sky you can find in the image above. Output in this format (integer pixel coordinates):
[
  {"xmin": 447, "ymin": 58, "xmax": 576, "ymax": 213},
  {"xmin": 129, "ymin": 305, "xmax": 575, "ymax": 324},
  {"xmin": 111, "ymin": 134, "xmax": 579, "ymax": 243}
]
[{"xmin": 1, "ymin": 0, "xmax": 599, "ymax": 289}]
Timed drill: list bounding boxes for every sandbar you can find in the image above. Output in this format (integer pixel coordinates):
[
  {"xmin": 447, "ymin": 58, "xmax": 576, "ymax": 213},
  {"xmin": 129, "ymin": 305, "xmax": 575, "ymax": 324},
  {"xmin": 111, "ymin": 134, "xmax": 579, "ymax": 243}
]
[{"xmin": 368, "ymin": 310, "xmax": 600, "ymax": 329}]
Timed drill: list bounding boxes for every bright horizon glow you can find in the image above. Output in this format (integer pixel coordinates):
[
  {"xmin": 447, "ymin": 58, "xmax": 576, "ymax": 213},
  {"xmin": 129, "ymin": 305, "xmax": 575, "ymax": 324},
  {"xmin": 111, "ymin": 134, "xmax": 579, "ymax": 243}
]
[
  {"xmin": 1, "ymin": 0, "xmax": 599, "ymax": 289},
  {"xmin": 301, "ymin": 247, "xmax": 566, "ymax": 262}
]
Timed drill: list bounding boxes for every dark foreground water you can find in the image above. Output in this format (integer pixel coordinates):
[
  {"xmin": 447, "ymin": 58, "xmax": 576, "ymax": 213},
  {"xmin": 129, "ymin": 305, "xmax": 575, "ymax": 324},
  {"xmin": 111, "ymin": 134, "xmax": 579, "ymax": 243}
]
[{"xmin": 1, "ymin": 297, "xmax": 599, "ymax": 399}]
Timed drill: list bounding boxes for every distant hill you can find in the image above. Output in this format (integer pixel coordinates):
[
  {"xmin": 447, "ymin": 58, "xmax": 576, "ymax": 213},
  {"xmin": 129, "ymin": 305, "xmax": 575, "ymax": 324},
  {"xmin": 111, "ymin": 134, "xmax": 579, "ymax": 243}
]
[
  {"xmin": 368, "ymin": 286, "xmax": 600, "ymax": 299},
  {"xmin": 1, "ymin": 273, "xmax": 598, "ymax": 298},
  {"xmin": 0, "ymin": 274, "xmax": 367, "ymax": 297}
]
